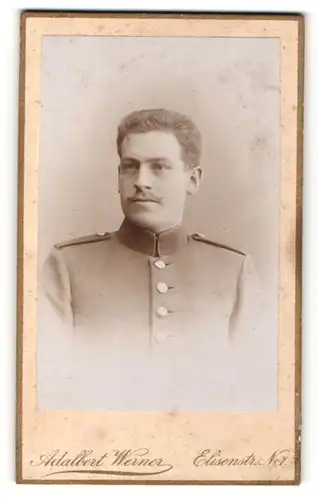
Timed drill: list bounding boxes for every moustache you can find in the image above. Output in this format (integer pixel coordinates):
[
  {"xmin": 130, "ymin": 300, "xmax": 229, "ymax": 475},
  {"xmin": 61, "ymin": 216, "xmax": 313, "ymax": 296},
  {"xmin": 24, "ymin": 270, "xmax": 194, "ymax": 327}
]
[{"xmin": 128, "ymin": 193, "xmax": 162, "ymax": 203}]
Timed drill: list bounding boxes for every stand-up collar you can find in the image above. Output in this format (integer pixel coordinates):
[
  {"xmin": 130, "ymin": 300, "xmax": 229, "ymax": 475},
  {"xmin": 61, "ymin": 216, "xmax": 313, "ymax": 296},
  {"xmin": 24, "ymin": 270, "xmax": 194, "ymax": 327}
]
[{"xmin": 116, "ymin": 218, "xmax": 189, "ymax": 256}]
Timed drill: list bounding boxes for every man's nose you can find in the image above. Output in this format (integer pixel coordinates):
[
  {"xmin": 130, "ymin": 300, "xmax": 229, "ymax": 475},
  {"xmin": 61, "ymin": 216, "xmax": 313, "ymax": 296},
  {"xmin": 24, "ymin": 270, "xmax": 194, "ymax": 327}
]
[{"xmin": 134, "ymin": 164, "xmax": 153, "ymax": 190}]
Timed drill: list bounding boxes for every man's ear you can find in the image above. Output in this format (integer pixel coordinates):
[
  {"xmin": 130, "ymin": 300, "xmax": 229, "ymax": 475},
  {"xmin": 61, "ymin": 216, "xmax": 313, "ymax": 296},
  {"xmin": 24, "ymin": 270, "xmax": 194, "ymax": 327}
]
[
  {"xmin": 117, "ymin": 165, "xmax": 120, "ymax": 193},
  {"xmin": 187, "ymin": 166, "xmax": 202, "ymax": 195}
]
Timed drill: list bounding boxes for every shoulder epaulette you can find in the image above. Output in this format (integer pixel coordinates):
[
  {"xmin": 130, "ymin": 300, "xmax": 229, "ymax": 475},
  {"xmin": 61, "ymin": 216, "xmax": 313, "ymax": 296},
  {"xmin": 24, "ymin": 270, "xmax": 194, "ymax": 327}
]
[
  {"xmin": 191, "ymin": 233, "xmax": 246, "ymax": 256},
  {"xmin": 54, "ymin": 232, "xmax": 111, "ymax": 250}
]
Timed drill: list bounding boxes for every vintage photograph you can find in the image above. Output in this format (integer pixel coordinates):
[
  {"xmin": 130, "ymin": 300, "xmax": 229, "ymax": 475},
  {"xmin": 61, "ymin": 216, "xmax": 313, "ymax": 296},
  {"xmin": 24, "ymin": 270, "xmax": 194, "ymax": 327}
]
[
  {"xmin": 17, "ymin": 12, "xmax": 303, "ymax": 484},
  {"xmin": 37, "ymin": 35, "xmax": 279, "ymax": 412}
]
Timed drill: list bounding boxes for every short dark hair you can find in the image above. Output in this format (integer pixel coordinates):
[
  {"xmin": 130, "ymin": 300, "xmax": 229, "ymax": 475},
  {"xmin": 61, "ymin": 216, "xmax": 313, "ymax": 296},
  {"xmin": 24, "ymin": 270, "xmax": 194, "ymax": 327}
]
[{"xmin": 117, "ymin": 108, "xmax": 201, "ymax": 167}]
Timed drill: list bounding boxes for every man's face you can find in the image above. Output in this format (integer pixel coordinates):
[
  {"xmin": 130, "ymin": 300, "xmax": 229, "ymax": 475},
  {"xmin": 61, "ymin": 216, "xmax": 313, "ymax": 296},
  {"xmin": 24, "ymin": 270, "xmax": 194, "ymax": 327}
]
[{"xmin": 118, "ymin": 131, "xmax": 201, "ymax": 233}]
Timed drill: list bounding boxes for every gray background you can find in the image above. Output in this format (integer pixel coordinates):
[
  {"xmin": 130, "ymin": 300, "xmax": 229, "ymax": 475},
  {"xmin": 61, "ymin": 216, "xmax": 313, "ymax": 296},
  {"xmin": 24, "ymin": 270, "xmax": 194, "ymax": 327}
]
[{"xmin": 38, "ymin": 36, "xmax": 280, "ymax": 396}]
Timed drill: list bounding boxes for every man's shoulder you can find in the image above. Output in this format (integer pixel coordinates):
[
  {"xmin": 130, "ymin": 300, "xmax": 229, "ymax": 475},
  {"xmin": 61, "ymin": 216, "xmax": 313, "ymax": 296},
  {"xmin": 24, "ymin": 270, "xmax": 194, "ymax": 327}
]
[
  {"xmin": 190, "ymin": 233, "xmax": 247, "ymax": 258},
  {"xmin": 54, "ymin": 231, "xmax": 112, "ymax": 251}
]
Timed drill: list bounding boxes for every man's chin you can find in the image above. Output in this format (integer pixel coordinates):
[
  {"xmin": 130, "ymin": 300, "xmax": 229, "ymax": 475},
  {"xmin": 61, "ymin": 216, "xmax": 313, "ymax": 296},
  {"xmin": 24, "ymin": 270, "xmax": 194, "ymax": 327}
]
[{"xmin": 126, "ymin": 213, "xmax": 158, "ymax": 230}]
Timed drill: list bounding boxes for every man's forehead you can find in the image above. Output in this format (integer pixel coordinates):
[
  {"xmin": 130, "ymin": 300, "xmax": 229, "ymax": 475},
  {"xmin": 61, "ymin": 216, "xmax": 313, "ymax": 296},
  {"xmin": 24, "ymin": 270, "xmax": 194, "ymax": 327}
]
[{"xmin": 121, "ymin": 131, "xmax": 182, "ymax": 159}]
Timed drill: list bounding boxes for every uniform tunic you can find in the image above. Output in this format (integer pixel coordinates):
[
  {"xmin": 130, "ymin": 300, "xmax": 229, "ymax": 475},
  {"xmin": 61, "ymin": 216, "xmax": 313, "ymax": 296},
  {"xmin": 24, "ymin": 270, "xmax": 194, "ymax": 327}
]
[{"xmin": 38, "ymin": 218, "xmax": 269, "ymax": 411}]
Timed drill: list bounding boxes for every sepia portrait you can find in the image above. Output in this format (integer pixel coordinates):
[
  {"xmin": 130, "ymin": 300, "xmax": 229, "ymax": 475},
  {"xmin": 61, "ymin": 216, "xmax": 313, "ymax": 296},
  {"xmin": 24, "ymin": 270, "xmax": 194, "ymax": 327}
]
[{"xmin": 17, "ymin": 12, "xmax": 303, "ymax": 484}]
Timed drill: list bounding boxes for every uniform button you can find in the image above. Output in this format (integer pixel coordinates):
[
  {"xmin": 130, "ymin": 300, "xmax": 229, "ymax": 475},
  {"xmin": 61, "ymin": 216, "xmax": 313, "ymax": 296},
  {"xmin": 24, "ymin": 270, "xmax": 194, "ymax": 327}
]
[
  {"xmin": 154, "ymin": 260, "xmax": 166, "ymax": 269},
  {"xmin": 156, "ymin": 306, "xmax": 168, "ymax": 318},
  {"xmin": 155, "ymin": 331, "xmax": 170, "ymax": 343},
  {"xmin": 96, "ymin": 231, "xmax": 107, "ymax": 236},
  {"xmin": 156, "ymin": 282, "xmax": 168, "ymax": 294}
]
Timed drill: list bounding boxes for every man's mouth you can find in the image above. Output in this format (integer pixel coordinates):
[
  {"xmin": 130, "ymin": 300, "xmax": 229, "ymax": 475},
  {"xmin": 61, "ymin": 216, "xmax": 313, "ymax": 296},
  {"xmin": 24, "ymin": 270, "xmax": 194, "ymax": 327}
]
[{"xmin": 129, "ymin": 197, "xmax": 159, "ymax": 203}]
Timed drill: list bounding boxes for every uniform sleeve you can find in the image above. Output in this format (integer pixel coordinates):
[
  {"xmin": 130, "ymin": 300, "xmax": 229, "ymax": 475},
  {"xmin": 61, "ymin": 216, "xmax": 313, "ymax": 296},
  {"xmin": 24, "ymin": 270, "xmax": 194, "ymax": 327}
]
[
  {"xmin": 40, "ymin": 246, "xmax": 73, "ymax": 326},
  {"xmin": 228, "ymin": 255, "xmax": 276, "ymax": 411},
  {"xmin": 229, "ymin": 254, "xmax": 260, "ymax": 337},
  {"xmin": 37, "ymin": 247, "xmax": 77, "ymax": 409}
]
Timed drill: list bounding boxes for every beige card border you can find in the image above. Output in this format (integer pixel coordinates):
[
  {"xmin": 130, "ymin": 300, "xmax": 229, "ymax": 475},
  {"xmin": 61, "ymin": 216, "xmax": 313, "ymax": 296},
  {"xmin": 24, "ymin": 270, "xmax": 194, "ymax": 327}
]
[{"xmin": 16, "ymin": 11, "xmax": 304, "ymax": 485}]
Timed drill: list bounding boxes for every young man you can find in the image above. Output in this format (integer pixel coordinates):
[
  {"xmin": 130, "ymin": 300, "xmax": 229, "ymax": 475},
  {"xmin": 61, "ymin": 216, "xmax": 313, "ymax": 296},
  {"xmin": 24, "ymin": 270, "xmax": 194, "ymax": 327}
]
[{"xmin": 39, "ymin": 108, "xmax": 266, "ymax": 411}]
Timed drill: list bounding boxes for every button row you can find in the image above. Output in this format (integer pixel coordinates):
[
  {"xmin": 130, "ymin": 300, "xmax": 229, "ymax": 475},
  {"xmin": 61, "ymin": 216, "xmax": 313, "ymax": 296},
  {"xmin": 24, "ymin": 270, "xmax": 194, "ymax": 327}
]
[{"xmin": 154, "ymin": 261, "xmax": 170, "ymax": 320}]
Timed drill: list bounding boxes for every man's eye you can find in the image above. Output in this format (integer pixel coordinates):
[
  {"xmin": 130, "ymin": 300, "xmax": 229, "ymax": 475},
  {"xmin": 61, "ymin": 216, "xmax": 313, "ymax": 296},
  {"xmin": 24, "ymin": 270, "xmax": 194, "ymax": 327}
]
[
  {"xmin": 151, "ymin": 163, "xmax": 164, "ymax": 171},
  {"xmin": 121, "ymin": 163, "xmax": 137, "ymax": 170}
]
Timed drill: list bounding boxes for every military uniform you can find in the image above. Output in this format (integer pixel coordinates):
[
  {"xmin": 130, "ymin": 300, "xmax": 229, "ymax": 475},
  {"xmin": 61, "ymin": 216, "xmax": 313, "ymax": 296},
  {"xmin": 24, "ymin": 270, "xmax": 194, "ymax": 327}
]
[{"xmin": 38, "ymin": 218, "xmax": 269, "ymax": 412}]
